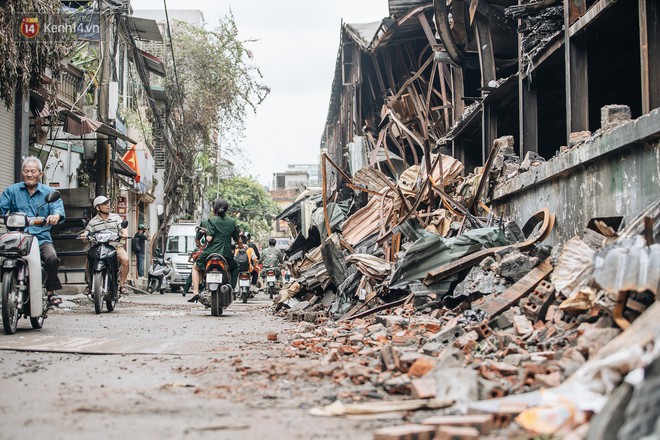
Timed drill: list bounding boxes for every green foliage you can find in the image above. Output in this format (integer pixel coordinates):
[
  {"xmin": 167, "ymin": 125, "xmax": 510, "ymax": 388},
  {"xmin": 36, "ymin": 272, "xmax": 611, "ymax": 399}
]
[
  {"xmin": 76, "ymin": 158, "xmax": 96, "ymax": 187},
  {"xmin": 70, "ymin": 41, "xmax": 99, "ymax": 105},
  {"xmin": 209, "ymin": 176, "xmax": 279, "ymax": 242},
  {"xmin": 119, "ymin": 106, "xmax": 153, "ymax": 145}
]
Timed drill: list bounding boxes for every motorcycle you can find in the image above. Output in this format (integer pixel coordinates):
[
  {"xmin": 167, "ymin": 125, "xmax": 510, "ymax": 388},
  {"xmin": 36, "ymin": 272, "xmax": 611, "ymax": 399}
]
[
  {"xmin": 147, "ymin": 249, "xmax": 172, "ymax": 294},
  {"xmin": 199, "ymin": 253, "xmax": 233, "ymax": 316},
  {"xmin": 237, "ymin": 271, "xmax": 251, "ymax": 303},
  {"xmin": 263, "ymin": 267, "xmax": 279, "ymax": 299},
  {"xmin": 0, "ymin": 190, "xmax": 61, "ymax": 335},
  {"xmin": 81, "ymin": 220, "xmax": 128, "ymax": 314}
]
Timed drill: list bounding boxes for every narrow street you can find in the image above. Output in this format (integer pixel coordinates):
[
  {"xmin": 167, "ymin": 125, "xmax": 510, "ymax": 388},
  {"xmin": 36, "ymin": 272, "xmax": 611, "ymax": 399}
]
[{"xmin": 0, "ymin": 290, "xmax": 385, "ymax": 440}]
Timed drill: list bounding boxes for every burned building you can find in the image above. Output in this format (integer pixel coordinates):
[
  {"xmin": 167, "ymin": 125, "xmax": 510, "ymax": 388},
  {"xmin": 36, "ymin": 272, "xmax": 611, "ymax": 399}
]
[{"xmin": 320, "ymin": 0, "xmax": 659, "ymax": 246}]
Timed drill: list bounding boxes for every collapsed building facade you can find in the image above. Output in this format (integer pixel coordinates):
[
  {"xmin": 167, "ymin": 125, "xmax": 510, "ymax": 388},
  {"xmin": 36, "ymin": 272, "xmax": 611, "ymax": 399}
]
[{"xmin": 273, "ymin": 1, "xmax": 660, "ymax": 438}]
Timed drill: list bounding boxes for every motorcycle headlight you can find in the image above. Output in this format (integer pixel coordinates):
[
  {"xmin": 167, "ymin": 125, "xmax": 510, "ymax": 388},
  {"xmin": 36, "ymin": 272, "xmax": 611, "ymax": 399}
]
[{"xmin": 6, "ymin": 214, "xmax": 27, "ymax": 228}]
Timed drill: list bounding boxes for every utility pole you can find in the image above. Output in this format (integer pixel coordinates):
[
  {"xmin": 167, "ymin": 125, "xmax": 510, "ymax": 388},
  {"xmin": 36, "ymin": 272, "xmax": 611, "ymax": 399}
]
[{"xmin": 95, "ymin": 0, "xmax": 110, "ymax": 196}]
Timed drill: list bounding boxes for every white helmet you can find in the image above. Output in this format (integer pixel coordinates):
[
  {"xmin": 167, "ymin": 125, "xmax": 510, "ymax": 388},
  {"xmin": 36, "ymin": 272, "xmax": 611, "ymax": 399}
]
[{"xmin": 93, "ymin": 195, "xmax": 109, "ymax": 209}]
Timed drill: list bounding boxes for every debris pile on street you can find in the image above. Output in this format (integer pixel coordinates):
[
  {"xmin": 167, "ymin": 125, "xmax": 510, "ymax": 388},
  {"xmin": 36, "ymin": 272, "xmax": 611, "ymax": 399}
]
[{"xmin": 271, "ymin": 149, "xmax": 660, "ymax": 438}]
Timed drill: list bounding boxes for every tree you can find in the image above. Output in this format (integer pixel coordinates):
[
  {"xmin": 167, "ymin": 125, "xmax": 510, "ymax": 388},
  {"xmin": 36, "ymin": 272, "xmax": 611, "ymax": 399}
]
[
  {"xmin": 156, "ymin": 12, "xmax": 269, "ymax": 235},
  {"xmin": 165, "ymin": 13, "xmax": 269, "ymax": 166},
  {"xmin": 209, "ymin": 176, "xmax": 279, "ymax": 244}
]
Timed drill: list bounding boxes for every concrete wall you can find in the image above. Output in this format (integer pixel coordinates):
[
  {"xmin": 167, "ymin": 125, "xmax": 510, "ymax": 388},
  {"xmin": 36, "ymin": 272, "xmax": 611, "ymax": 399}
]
[{"xmin": 492, "ymin": 108, "xmax": 660, "ymax": 246}]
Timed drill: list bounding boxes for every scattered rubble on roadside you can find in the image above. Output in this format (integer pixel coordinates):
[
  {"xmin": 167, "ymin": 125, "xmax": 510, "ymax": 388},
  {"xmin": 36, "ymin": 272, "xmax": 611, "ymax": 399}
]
[{"xmin": 269, "ymin": 134, "xmax": 659, "ymax": 438}]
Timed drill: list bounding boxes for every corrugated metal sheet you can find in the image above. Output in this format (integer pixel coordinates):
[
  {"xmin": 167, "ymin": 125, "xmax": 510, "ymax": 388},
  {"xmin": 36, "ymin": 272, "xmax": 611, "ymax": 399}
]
[
  {"xmin": 0, "ymin": 105, "xmax": 16, "ymax": 190},
  {"xmin": 341, "ymin": 193, "xmax": 400, "ymax": 247},
  {"xmin": 389, "ymin": 227, "xmax": 509, "ymax": 293},
  {"xmin": 389, "ymin": 0, "xmax": 431, "ymax": 18},
  {"xmin": 593, "ymin": 237, "xmax": 660, "ymax": 296},
  {"xmin": 344, "ymin": 21, "xmax": 385, "ymax": 51}
]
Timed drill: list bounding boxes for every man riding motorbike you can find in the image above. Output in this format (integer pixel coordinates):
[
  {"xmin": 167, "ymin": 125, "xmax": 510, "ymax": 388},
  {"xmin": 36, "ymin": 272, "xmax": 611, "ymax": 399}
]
[
  {"xmin": 260, "ymin": 237, "xmax": 284, "ymax": 279},
  {"xmin": 0, "ymin": 156, "xmax": 66, "ymax": 307},
  {"xmin": 260, "ymin": 237, "xmax": 284, "ymax": 298},
  {"xmin": 80, "ymin": 196, "xmax": 129, "ymax": 295}
]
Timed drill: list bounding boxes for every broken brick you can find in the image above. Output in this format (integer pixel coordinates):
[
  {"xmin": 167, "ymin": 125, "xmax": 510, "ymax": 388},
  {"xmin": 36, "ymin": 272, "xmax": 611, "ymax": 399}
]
[
  {"xmin": 407, "ymin": 357, "xmax": 436, "ymax": 378},
  {"xmin": 422, "ymin": 414, "xmax": 493, "ymax": 434},
  {"xmin": 373, "ymin": 424, "xmax": 435, "ymax": 440},
  {"xmin": 411, "ymin": 377, "xmax": 437, "ymax": 399},
  {"xmin": 435, "ymin": 425, "xmax": 480, "ymax": 440}
]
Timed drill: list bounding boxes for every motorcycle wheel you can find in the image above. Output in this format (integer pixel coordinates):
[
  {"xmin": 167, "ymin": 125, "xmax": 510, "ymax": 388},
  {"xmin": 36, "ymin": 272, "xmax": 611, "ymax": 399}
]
[
  {"xmin": 1, "ymin": 271, "xmax": 20, "ymax": 335},
  {"xmin": 92, "ymin": 272, "xmax": 104, "ymax": 314},
  {"xmin": 211, "ymin": 291, "xmax": 222, "ymax": 316},
  {"xmin": 242, "ymin": 288, "xmax": 248, "ymax": 304},
  {"xmin": 147, "ymin": 279, "xmax": 156, "ymax": 294}
]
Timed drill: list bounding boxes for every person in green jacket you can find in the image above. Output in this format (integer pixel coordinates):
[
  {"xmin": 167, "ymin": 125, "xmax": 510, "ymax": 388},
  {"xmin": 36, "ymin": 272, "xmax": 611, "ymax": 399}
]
[{"xmin": 187, "ymin": 198, "xmax": 240, "ymax": 303}]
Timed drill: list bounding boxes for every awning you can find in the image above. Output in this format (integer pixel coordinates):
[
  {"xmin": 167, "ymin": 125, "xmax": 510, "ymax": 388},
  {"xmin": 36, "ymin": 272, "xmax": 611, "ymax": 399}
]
[
  {"xmin": 136, "ymin": 49, "xmax": 166, "ymax": 77},
  {"xmin": 60, "ymin": 109, "xmax": 138, "ymax": 144},
  {"xmin": 127, "ymin": 17, "xmax": 163, "ymax": 42},
  {"xmin": 112, "ymin": 157, "xmax": 138, "ymax": 178}
]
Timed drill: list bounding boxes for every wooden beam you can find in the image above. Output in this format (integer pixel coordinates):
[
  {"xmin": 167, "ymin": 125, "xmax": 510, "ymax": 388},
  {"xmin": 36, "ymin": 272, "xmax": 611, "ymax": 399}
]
[
  {"xmin": 371, "ymin": 54, "xmax": 386, "ymax": 92},
  {"xmin": 482, "ymin": 103, "xmax": 497, "ymax": 165},
  {"xmin": 438, "ymin": 64, "xmax": 450, "ymax": 130},
  {"xmin": 566, "ymin": 0, "xmax": 587, "ymax": 26},
  {"xmin": 520, "ymin": 77, "xmax": 538, "ymax": 155},
  {"xmin": 475, "ymin": 15, "xmax": 497, "ymax": 88},
  {"xmin": 418, "ymin": 12, "xmax": 439, "ymax": 49},
  {"xmin": 640, "ymin": 0, "xmax": 660, "ymax": 113},
  {"xmin": 565, "ymin": 0, "xmax": 589, "ymax": 136},
  {"xmin": 483, "ymin": 258, "xmax": 553, "ymax": 320},
  {"xmin": 451, "ymin": 67, "xmax": 465, "ymax": 124},
  {"xmin": 569, "ymin": 0, "xmax": 618, "ymax": 36}
]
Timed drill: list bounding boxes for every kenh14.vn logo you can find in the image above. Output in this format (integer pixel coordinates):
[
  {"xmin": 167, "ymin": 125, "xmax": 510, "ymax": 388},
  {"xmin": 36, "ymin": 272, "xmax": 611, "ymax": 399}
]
[{"xmin": 20, "ymin": 17, "xmax": 40, "ymax": 38}]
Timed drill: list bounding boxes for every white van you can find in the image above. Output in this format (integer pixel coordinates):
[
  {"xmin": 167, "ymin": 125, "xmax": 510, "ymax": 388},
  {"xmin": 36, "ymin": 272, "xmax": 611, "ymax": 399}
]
[
  {"xmin": 164, "ymin": 222, "xmax": 198, "ymax": 292},
  {"xmin": 275, "ymin": 237, "xmax": 290, "ymax": 251}
]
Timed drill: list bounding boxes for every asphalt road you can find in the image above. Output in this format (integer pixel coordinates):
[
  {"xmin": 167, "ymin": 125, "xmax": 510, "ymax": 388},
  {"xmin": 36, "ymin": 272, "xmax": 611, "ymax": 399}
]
[{"xmin": 0, "ymin": 289, "xmax": 385, "ymax": 440}]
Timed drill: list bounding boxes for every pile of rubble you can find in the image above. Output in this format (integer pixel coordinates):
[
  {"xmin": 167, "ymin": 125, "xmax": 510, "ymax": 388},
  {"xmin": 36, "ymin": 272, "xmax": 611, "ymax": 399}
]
[{"xmin": 271, "ymin": 148, "xmax": 659, "ymax": 438}]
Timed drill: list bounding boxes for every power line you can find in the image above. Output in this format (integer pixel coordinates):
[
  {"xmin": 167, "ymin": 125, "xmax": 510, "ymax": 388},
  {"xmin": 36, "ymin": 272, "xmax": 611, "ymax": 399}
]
[{"xmin": 162, "ymin": 0, "xmax": 185, "ymax": 123}]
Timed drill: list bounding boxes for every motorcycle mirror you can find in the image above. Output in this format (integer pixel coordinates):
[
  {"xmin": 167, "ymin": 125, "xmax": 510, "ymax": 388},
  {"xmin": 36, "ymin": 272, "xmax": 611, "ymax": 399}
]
[
  {"xmin": 45, "ymin": 190, "xmax": 61, "ymax": 203},
  {"xmin": 80, "ymin": 218, "xmax": 87, "ymax": 227},
  {"xmin": 120, "ymin": 220, "xmax": 128, "ymax": 228}
]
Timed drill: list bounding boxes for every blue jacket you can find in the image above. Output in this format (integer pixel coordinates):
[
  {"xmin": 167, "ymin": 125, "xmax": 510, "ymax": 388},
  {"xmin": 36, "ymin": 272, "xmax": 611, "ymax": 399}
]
[{"xmin": 0, "ymin": 182, "xmax": 66, "ymax": 244}]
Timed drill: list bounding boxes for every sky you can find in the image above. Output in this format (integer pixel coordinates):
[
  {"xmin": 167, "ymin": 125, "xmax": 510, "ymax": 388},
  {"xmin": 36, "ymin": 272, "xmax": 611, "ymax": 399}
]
[{"xmin": 130, "ymin": 0, "xmax": 389, "ymax": 188}]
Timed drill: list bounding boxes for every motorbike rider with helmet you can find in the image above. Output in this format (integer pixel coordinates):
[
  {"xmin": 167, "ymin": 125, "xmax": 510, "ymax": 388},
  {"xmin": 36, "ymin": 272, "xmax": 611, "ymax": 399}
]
[
  {"xmin": 80, "ymin": 196, "xmax": 130, "ymax": 295},
  {"xmin": 0, "ymin": 156, "xmax": 66, "ymax": 307},
  {"xmin": 188, "ymin": 198, "xmax": 240, "ymax": 303},
  {"xmin": 260, "ymin": 237, "xmax": 284, "ymax": 280},
  {"xmin": 243, "ymin": 232, "xmax": 260, "ymax": 290}
]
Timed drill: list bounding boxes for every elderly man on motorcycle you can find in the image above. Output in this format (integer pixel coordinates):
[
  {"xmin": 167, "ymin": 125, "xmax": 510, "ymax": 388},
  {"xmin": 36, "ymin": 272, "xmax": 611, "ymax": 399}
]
[
  {"xmin": 80, "ymin": 196, "xmax": 129, "ymax": 295},
  {"xmin": 0, "ymin": 156, "xmax": 66, "ymax": 307}
]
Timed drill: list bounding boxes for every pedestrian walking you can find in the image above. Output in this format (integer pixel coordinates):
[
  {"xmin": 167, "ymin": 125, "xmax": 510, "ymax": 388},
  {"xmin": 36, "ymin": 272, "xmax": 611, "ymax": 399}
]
[{"xmin": 132, "ymin": 224, "xmax": 149, "ymax": 279}]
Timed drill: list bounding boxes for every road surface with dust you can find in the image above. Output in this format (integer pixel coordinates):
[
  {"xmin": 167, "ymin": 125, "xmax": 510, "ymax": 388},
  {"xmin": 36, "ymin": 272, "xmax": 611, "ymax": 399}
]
[{"xmin": 0, "ymin": 290, "xmax": 389, "ymax": 440}]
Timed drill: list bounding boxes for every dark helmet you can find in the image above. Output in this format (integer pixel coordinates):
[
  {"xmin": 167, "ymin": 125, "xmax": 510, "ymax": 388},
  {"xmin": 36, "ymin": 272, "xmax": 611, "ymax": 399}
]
[
  {"xmin": 268, "ymin": 238, "xmax": 276, "ymax": 247},
  {"xmin": 213, "ymin": 198, "xmax": 228, "ymax": 214}
]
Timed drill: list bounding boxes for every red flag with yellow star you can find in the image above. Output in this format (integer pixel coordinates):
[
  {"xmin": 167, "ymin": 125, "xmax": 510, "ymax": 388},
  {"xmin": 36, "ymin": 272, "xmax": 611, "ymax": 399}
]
[{"xmin": 122, "ymin": 145, "xmax": 141, "ymax": 182}]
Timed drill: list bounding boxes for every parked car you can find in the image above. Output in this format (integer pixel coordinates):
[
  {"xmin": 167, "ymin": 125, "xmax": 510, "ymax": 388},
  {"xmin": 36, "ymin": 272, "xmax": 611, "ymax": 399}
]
[
  {"xmin": 274, "ymin": 237, "xmax": 290, "ymax": 251},
  {"xmin": 164, "ymin": 222, "xmax": 198, "ymax": 292}
]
